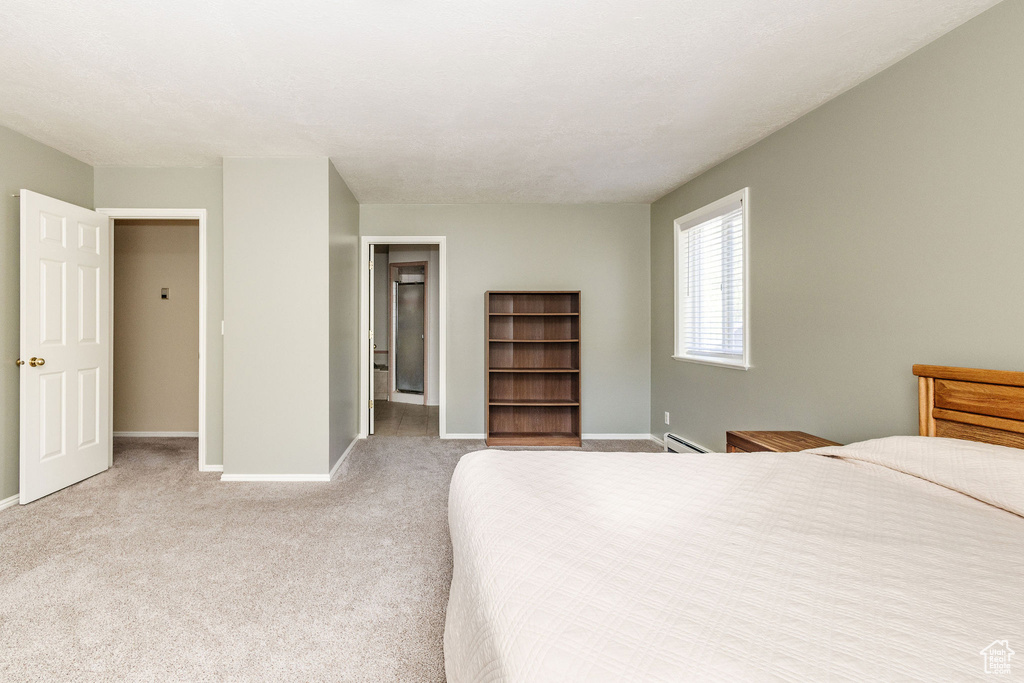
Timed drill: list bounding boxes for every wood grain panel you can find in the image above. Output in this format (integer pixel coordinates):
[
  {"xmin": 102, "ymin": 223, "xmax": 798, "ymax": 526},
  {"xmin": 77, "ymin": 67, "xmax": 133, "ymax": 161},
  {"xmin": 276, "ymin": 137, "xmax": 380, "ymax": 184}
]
[
  {"xmin": 934, "ymin": 379, "xmax": 1024, "ymax": 422},
  {"xmin": 488, "ymin": 315, "xmax": 578, "ymax": 340},
  {"xmin": 488, "ymin": 405, "xmax": 574, "ymax": 434},
  {"xmin": 487, "ymin": 433, "xmax": 580, "ymax": 447},
  {"xmin": 931, "ymin": 408, "xmax": 1024, "ymax": 435},
  {"xmin": 925, "ymin": 376, "xmax": 933, "ymax": 436},
  {"xmin": 489, "ymin": 373, "xmax": 578, "ymax": 403},
  {"xmin": 499, "ymin": 293, "xmax": 579, "ymax": 314},
  {"xmin": 488, "ymin": 341, "xmax": 578, "ymax": 370},
  {"xmin": 726, "ymin": 431, "xmax": 840, "ymax": 453},
  {"xmin": 913, "ymin": 364, "xmax": 1024, "ymax": 387},
  {"xmin": 934, "ymin": 419, "xmax": 1024, "ymax": 449}
]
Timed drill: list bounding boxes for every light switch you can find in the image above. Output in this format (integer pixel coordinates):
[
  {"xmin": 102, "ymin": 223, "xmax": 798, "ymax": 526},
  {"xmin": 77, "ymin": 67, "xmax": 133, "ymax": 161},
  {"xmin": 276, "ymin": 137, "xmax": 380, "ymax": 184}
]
[{"xmin": 161, "ymin": 288, "xmax": 169, "ymax": 300}]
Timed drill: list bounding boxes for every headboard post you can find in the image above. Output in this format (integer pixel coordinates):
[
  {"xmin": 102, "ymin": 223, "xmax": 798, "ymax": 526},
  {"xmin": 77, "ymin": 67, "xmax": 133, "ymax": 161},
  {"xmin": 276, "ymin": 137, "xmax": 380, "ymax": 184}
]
[{"xmin": 918, "ymin": 376, "xmax": 936, "ymax": 436}]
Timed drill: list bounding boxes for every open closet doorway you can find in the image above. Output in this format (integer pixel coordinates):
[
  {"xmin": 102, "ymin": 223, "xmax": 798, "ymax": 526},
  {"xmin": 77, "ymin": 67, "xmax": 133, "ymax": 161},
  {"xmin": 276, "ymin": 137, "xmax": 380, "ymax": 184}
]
[
  {"xmin": 361, "ymin": 238, "xmax": 447, "ymax": 439},
  {"xmin": 112, "ymin": 219, "xmax": 200, "ymax": 442},
  {"xmin": 99, "ymin": 207, "xmax": 210, "ymax": 472}
]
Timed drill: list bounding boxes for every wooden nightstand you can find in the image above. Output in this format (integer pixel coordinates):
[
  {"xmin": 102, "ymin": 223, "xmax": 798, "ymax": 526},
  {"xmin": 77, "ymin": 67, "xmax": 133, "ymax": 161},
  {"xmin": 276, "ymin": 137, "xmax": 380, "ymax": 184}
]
[{"xmin": 726, "ymin": 431, "xmax": 840, "ymax": 453}]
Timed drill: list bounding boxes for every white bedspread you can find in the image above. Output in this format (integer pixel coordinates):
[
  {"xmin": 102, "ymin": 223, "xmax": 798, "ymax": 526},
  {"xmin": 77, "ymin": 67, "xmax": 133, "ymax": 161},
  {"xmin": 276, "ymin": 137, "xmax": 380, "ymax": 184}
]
[{"xmin": 444, "ymin": 437, "xmax": 1024, "ymax": 682}]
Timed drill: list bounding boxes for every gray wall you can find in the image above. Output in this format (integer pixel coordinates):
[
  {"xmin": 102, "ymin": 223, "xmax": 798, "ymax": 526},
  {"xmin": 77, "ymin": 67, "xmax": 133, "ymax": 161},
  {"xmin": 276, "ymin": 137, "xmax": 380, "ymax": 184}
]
[
  {"xmin": 94, "ymin": 166, "xmax": 225, "ymax": 465},
  {"xmin": 328, "ymin": 162, "xmax": 361, "ymax": 473},
  {"xmin": 223, "ymin": 158, "xmax": 330, "ymax": 475},
  {"xmin": 360, "ymin": 204, "xmax": 652, "ymax": 436},
  {"xmin": 0, "ymin": 125, "xmax": 94, "ymax": 501},
  {"xmin": 650, "ymin": 0, "xmax": 1024, "ymax": 451}
]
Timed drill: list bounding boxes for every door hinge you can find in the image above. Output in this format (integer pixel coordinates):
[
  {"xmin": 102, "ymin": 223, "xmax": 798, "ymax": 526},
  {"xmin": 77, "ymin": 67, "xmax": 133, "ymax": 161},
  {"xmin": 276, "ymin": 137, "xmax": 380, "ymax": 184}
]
[
  {"xmin": 368, "ymin": 329, "xmax": 374, "ymax": 339},
  {"xmin": 369, "ymin": 260, "xmax": 374, "ymax": 270},
  {"xmin": 368, "ymin": 399, "xmax": 374, "ymax": 409}
]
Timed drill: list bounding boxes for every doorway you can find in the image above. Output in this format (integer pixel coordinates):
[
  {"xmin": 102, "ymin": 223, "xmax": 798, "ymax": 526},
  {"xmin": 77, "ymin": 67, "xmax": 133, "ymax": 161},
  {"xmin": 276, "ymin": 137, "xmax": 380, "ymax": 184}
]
[
  {"xmin": 112, "ymin": 219, "xmax": 200, "ymax": 442},
  {"xmin": 99, "ymin": 208, "xmax": 210, "ymax": 470},
  {"xmin": 390, "ymin": 258, "xmax": 427, "ymax": 404},
  {"xmin": 371, "ymin": 245, "xmax": 438, "ymax": 435},
  {"xmin": 360, "ymin": 237, "xmax": 447, "ymax": 438}
]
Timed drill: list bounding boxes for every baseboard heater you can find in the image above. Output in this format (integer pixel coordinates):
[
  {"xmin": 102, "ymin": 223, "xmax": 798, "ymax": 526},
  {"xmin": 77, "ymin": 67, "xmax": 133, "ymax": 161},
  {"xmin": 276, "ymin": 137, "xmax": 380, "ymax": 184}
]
[{"xmin": 663, "ymin": 432, "xmax": 708, "ymax": 454}]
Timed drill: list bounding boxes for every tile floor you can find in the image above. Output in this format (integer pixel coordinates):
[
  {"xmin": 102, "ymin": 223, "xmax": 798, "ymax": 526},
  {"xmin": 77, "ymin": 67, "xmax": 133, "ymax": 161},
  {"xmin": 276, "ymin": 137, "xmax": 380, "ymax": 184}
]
[{"xmin": 372, "ymin": 401, "xmax": 439, "ymax": 436}]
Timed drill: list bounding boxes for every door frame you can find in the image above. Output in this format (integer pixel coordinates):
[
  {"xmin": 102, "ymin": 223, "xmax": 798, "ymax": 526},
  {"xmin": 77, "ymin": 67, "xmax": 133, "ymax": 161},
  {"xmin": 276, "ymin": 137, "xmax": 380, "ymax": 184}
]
[
  {"xmin": 388, "ymin": 260, "xmax": 428, "ymax": 404},
  {"xmin": 359, "ymin": 236, "xmax": 447, "ymax": 438},
  {"xmin": 96, "ymin": 208, "xmax": 211, "ymax": 471}
]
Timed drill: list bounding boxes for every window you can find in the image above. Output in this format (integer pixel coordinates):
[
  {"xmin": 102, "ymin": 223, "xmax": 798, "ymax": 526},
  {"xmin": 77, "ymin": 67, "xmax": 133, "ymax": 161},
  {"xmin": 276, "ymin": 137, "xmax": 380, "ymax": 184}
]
[{"xmin": 673, "ymin": 188, "xmax": 749, "ymax": 369}]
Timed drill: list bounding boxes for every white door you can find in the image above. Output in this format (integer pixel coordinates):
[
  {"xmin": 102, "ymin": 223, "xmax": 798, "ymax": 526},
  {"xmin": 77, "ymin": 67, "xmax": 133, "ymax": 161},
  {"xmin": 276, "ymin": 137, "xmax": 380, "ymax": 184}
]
[
  {"xmin": 368, "ymin": 247, "xmax": 375, "ymax": 435},
  {"xmin": 19, "ymin": 190, "xmax": 110, "ymax": 504}
]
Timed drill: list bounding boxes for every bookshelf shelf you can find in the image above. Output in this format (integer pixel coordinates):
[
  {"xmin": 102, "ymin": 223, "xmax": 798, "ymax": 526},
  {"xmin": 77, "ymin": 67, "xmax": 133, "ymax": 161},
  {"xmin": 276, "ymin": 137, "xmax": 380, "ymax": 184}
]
[
  {"xmin": 489, "ymin": 339, "xmax": 580, "ymax": 343},
  {"xmin": 488, "ymin": 312, "xmax": 580, "ymax": 316},
  {"xmin": 487, "ymin": 368, "xmax": 579, "ymax": 373}
]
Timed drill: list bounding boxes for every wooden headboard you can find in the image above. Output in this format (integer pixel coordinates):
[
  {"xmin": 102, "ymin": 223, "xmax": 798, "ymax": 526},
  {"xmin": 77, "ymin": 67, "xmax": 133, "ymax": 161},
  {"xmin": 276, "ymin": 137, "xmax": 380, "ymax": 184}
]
[{"xmin": 914, "ymin": 365, "xmax": 1024, "ymax": 449}]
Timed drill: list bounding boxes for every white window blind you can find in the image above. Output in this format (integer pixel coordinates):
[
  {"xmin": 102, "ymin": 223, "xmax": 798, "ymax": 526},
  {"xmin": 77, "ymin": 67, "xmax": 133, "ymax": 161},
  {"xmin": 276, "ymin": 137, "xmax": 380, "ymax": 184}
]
[{"xmin": 674, "ymin": 190, "xmax": 749, "ymax": 369}]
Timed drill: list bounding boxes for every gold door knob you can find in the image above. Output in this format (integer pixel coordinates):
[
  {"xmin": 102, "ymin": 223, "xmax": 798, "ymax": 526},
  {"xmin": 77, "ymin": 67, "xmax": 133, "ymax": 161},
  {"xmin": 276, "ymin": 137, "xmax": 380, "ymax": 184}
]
[
  {"xmin": 15, "ymin": 359, "xmax": 24, "ymax": 366},
  {"xmin": 29, "ymin": 357, "xmax": 45, "ymax": 367}
]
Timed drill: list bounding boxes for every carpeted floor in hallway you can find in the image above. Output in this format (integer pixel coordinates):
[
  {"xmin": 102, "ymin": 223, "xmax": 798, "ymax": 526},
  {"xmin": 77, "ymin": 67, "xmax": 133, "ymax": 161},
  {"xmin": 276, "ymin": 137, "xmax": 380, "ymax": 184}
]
[{"xmin": 0, "ymin": 435, "xmax": 661, "ymax": 681}]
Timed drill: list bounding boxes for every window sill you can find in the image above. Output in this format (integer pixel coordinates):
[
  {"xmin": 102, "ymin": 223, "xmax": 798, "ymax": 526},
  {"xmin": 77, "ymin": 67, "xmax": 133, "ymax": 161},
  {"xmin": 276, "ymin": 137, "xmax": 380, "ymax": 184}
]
[{"xmin": 672, "ymin": 355, "xmax": 750, "ymax": 371}]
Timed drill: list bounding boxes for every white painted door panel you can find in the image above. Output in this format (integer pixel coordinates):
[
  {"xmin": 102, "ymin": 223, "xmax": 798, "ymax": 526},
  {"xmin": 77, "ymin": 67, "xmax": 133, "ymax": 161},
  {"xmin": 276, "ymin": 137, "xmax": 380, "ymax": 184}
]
[
  {"xmin": 20, "ymin": 190, "xmax": 110, "ymax": 504},
  {"xmin": 368, "ymin": 247, "xmax": 375, "ymax": 435}
]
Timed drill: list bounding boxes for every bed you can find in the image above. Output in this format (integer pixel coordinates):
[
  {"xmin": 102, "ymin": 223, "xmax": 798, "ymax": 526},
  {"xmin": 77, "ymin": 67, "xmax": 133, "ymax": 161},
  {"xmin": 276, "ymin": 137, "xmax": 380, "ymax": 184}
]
[{"xmin": 444, "ymin": 365, "xmax": 1024, "ymax": 681}]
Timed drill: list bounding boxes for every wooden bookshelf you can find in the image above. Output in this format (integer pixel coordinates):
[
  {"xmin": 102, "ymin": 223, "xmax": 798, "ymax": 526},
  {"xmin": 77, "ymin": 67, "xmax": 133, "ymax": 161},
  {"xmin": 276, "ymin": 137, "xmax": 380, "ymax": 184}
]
[{"xmin": 486, "ymin": 292, "xmax": 581, "ymax": 447}]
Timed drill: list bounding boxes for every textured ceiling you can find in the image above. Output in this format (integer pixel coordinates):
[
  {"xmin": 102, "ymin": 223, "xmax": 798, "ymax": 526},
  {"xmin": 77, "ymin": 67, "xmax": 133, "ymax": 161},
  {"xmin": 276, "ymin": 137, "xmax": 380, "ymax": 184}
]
[{"xmin": 0, "ymin": 0, "xmax": 1000, "ymax": 203}]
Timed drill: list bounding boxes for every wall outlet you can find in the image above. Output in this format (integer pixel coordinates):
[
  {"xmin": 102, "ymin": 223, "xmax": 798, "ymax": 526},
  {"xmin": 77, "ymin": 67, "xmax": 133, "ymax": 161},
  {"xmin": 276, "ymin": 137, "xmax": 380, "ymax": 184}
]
[{"xmin": 664, "ymin": 411, "xmax": 670, "ymax": 425}]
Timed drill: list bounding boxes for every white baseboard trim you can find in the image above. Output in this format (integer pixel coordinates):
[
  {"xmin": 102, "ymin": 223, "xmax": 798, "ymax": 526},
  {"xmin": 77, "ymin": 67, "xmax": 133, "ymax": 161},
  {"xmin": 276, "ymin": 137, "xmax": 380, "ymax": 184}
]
[
  {"xmin": 0, "ymin": 494, "xmax": 19, "ymax": 512},
  {"xmin": 330, "ymin": 437, "xmax": 362, "ymax": 480},
  {"xmin": 199, "ymin": 463, "xmax": 224, "ymax": 473},
  {"xmin": 114, "ymin": 431, "xmax": 199, "ymax": 438},
  {"xmin": 649, "ymin": 434, "xmax": 666, "ymax": 448},
  {"xmin": 444, "ymin": 433, "xmax": 486, "ymax": 440},
  {"xmin": 220, "ymin": 473, "xmax": 331, "ymax": 482}
]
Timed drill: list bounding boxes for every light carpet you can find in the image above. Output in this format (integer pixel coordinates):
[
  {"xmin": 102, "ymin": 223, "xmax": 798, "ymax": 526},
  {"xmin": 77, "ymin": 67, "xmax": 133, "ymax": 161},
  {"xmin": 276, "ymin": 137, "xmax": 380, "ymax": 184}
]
[{"xmin": 0, "ymin": 435, "xmax": 660, "ymax": 682}]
